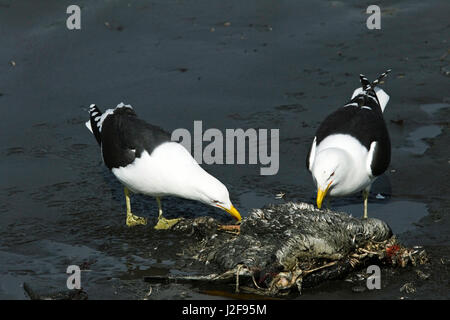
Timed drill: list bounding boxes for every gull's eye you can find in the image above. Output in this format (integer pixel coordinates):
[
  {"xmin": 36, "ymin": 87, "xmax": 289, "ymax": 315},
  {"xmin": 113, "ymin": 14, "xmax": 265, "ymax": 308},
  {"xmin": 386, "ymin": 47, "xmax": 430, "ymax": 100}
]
[
  {"xmin": 212, "ymin": 200, "xmax": 221, "ymax": 204},
  {"xmin": 330, "ymin": 171, "xmax": 335, "ymax": 178}
]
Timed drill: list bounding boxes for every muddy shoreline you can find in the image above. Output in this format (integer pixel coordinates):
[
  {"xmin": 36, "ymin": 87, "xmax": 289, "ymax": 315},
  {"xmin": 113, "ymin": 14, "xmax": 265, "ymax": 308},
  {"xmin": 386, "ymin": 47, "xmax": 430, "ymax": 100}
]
[{"xmin": 0, "ymin": 0, "xmax": 449, "ymax": 299}]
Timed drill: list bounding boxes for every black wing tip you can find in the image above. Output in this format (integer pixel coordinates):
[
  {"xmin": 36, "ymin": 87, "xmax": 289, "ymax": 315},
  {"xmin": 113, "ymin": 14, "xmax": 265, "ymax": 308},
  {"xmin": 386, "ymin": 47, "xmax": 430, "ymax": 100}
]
[
  {"xmin": 359, "ymin": 69, "xmax": 392, "ymax": 91},
  {"xmin": 372, "ymin": 69, "xmax": 392, "ymax": 87},
  {"xmin": 89, "ymin": 104, "xmax": 101, "ymax": 114},
  {"xmin": 359, "ymin": 74, "xmax": 371, "ymax": 91},
  {"xmin": 88, "ymin": 104, "xmax": 102, "ymax": 145},
  {"xmin": 378, "ymin": 69, "xmax": 392, "ymax": 78}
]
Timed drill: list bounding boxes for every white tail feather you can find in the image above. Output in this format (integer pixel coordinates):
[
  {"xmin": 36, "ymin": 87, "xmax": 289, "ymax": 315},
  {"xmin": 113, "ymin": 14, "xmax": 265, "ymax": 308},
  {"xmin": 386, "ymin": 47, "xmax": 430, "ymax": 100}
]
[
  {"xmin": 351, "ymin": 87, "xmax": 364, "ymax": 100},
  {"xmin": 85, "ymin": 120, "xmax": 93, "ymax": 133},
  {"xmin": 374, "ymin": 88, "xmax": 389, "ymax": 113},
  {"xmin": 351, "ymin": 87, "xmax": 390, "ymax": 113}
]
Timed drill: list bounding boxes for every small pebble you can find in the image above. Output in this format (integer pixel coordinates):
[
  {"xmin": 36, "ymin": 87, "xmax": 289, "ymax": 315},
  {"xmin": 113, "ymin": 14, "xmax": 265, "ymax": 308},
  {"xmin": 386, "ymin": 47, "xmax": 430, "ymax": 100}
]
[
  {"xmin": 440, "ymin": 65, "xmax": 450, "ymax": 77},
  {"xmin": 415, "ymin": 270, "xmax": 430, "ymax": 280},
  {"xmin": 400, "ymin": 282, "xmax": 416, "ymax": 294}
]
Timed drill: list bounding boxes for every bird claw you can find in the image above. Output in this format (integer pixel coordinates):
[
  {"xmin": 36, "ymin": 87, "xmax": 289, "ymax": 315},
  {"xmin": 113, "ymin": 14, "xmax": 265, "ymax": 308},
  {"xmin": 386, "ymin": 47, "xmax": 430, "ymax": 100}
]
[
  {"xmin": 126, "ymin": 213, "xmax": 147, "ymax": 227},
  {"xmin": 154, "ymin": 217, "xmax": 180, "ymax": 230}
]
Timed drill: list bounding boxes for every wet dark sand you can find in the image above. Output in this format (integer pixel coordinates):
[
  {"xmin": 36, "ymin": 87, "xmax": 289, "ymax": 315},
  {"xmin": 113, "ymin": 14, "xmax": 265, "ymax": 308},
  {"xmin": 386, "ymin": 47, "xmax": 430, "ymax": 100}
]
[{"xmin": 0, "ymin": 0, "xmax": 449, "ymax": 299}]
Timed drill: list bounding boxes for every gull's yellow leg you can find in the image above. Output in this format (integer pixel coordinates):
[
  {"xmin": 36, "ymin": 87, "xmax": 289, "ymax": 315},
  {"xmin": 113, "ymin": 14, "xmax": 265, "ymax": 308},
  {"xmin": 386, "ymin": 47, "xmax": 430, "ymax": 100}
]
[
  {"xmin": 124, "ymin": 187, "xmax": 147, "ymax": 227},
  {"xmin": 154, "ymin": 197, "xmax": 180, "ymax": 230},
  {"xmin": 362, "ymin": 189, "xmax": 369, "ymax": 219}
]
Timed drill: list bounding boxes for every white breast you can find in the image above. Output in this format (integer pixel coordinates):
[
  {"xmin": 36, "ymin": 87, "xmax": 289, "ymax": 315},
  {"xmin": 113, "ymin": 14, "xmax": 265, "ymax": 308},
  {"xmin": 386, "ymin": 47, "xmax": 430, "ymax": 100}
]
[{"xmin": 111, "ymin": 142, "xmax": 202, "ymax": 198}]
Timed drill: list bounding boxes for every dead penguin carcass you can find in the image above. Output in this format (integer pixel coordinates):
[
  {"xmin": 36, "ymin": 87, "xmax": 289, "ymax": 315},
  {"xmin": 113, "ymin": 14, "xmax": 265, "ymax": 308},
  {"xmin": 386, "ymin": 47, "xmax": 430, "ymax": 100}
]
[{"xmin": 147, "ymin": 202, "xmax": 426, "ymax": 296}]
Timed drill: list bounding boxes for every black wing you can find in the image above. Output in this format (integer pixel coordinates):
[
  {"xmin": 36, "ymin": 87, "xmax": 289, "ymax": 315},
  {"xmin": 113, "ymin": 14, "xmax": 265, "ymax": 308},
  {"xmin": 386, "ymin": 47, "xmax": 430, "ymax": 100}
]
[
  {"xmin": 101, "ymin": 108, "xmax": 171, "ymax": 169},
  {"xmin": 315, "ymin": 102, "xmax": 390, "ymax": 176},
  {"xmin": 313, "ymin": 70, "xmax": 392, "ymax": 176}
]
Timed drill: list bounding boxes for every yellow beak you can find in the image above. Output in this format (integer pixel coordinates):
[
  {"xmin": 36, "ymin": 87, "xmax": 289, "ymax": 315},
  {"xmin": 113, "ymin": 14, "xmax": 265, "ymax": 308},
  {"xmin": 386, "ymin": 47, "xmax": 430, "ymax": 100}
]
[
  {"xmin": 316, "ymin": 181, "xmax": 332, "ymax": 209},
  {"xmin": 225, "ymin": 205, "xmax": 242, "ymax": 221}
]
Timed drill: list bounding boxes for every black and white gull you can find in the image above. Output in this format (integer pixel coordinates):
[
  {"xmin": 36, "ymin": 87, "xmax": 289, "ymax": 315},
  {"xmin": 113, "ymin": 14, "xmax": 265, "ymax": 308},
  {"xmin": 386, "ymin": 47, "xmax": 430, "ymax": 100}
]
[
  {"xmin": 306, "ymin": 70, "xmax": 392, "ymax": 218},
  {"xmin": 85, "ymin": 103, "xmax": 241, "ymax": 229}
]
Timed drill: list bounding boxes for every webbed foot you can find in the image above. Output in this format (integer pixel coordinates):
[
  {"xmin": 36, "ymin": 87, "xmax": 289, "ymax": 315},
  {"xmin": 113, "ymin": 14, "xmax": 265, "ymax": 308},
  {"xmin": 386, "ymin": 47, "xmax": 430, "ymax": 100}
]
[
  {"xmin": 154, "ymin": 217, "xmax": 180, "ymax": 230},
  {"xmin": 126, "ymin": 213, "xmax": 147, "ymax": 227}
]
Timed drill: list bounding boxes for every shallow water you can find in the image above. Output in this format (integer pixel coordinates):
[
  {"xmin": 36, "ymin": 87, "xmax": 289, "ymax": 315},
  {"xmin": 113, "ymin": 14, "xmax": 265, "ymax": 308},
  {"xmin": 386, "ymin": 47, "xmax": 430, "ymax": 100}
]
[
  {"xmin": 336, "ymin": 200, "xmax": 428, "ymax": 234},
  {"xmin": 1, "ymin": 0, "xmax": 449, "ymax": 299},
  {"xmin": 401, "ymin": 125, "xmax": 443, "ymax": 155}
]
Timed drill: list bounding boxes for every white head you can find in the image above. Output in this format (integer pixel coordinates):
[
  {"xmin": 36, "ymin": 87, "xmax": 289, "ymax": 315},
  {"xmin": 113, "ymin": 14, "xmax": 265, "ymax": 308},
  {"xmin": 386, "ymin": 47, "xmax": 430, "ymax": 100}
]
[
  {"xmin": 189, "ymin": 171, "xmax": 241, "ymax": 221},
  {"xmin": 311, "ymin": 148, "xmax": 350, "ymax": 208}
]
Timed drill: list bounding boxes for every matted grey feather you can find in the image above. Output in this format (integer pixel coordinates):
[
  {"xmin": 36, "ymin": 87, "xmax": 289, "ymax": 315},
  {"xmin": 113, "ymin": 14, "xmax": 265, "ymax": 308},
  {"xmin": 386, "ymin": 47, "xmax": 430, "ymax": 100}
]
[
  {"xmin": 186, "ymin": 202, "xmax": 392, "ymax": 271},
  {"xmin": 143, "ymin": 202, "xmax": 426, "ymax": 296}
]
